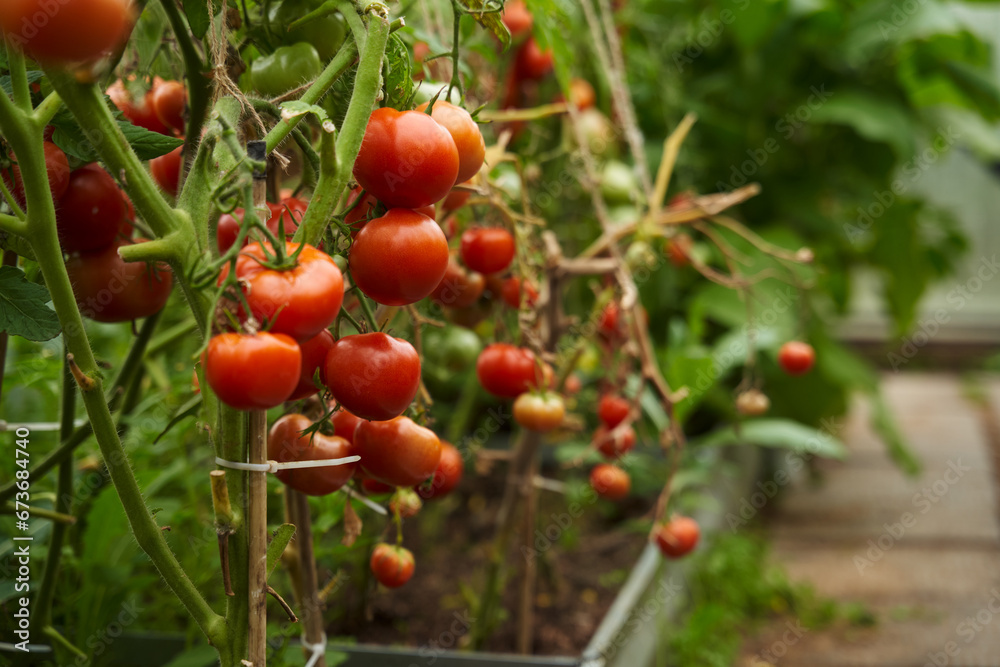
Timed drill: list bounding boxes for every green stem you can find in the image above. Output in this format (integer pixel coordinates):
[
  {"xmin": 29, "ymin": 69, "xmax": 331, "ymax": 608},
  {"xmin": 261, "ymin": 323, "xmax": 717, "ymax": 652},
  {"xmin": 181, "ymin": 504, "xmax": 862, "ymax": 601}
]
[
  {"xmin": 43, "ymin": 625, "xmax": 85, "ymax": 660},
  {"xmin": 0, "ymin": 212, "xmax": 27, "ymax": 236},
  {"xmin": 340, "ymin": 1, "xmax": 369, "ymax": 52},
  {"xmin": 0, "ymin": 251, "xmax": 13, "ymax": 409},
  {"xmin": 117, "ymin": 233, "xmax": 183, "ymax": 264},
  {"xmin": 32, "ymin": 91, "xmax": 63, "ymax": 127},
  {"xmin": 6, "ymin": 41, "xmax": 32, "ymax": 111},
  {"xmin": 158, "ymin": 0, "xmax": 212, "ymax": 157},
  {"xmin": 448, "ymin": 0, "xmax": 464, "ymax": 99},
  {"xmin": 3, "ymin": 502, "xmax": 75, "ymax": 524}
]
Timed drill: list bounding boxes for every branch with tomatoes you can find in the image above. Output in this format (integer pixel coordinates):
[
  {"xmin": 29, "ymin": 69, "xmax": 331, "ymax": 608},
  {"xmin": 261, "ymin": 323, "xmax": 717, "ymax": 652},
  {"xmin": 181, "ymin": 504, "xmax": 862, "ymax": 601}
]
[{"xmin": 0, "ymin": 0, "xmax": 824, "ymax": 664}]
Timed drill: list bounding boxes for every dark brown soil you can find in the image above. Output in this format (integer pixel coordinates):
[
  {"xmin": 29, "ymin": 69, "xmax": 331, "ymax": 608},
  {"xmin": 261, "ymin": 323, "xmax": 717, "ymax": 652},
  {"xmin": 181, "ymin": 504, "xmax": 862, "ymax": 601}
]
[{"xmin": 325, "ymin": 465, "xmax": 650, "ymax": 656}]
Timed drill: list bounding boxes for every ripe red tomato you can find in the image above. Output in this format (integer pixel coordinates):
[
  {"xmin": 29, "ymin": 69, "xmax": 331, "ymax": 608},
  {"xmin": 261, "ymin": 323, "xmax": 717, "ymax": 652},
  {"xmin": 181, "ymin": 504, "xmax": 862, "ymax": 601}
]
[
  {"xmin": 107, "ymin": 79, "xmax": 170, "ymax": 135},
  {"xmin": 353, "ymin": 107, "xmax": 459, "ymax": 209},
  {"xmin": 389, "ymin": 488, "xmax": 422, "ymax": 518},
  {"xmin": 655, "ymin": 516, "xmax": 700, "ymax": 558},
  {"xmin": 594, "ymin": 424, "xmax": 636, "ymax": 459},
  {"xmin": 324, "ymin": 333, "xmax": 421, "ymax": 421},
  {"xmin": 331, "ymin": 408, "xmax": 363, "ymax": 444},
  {"xmin": 597, "ymin": 394, "xmax": 631, "ymax": 429},
  {"xmin": 564, "ymin": 373, "xmax": 583, "ymax": 395},
  {"xmin": 150, "ymin": 145, "xmax": 183, "ymax": 196},
  {"xmin": 2, "ymin": 141, "xmax": 71, "ymax": 207},
  {"xmin": 342, "ymin": 187, "xmax": 381, "ymax": 235},
  {"xmin": 56, "ymin": 165, "xmax": 126, "ymax": 253},
  {"xmin": 216, "ymin": 200, "xmax": 302, "ymax": 254},
  {"xmin": 362, "ymin": 477, "xmax": 394, "ymax": 494},
  {"xmin": 515, "ymin": 38, "xmax": 554, "ymax": 80},
  {"xmin": 267, "ymin": 413, "xmax": 357, "ymax": 496},
  {"xmin": 203, "ymin": 332, "xmax": 301, "ymax": 410},
  {"xmin": 353, "ymin": 416, "xmax": 442, "ymax": 487},
  {"xmin": 349, "ymin": 208, "xmax": 449, "ymax": 306},
  {"xmin": 666, "ymin": 233, "xmax": 693, "ymax": 268},
  {"xmin": 476, "ymin": 343, "xmax": 543, "ymax": 398},
  {"xmin": 460, "ymin": 227, "xmax": 516, "ymax": 275},
  {"xmin": 226, "ymin": 242, "xmax": 344, "ymax": 341},
  {"xmin": 430, "ymin": 258, "xmax": 485, "ymax": 309},
  {"xmin": 597, "ymin": 302, "xmax": 622, "ymax": 338},
  {"xmin": 513, "ymin": 393, "xmax": 565, "ymax": 432},
  {"xmin": 416, "ymin": 441, "xmax": 463, "ymax": 500},
  {"xmin": 288, "ymin": 330, "xmax": 335, "ymax": 400},
  {"xmin": 65, "ymin": 239, "xmax": 173, "ymax": 323},
  {"xmin": 590, "ymin": 463, "xmax": 630, "ymax": 501},
  {"xmin": 442, "ymin": 182, "xmax": 473, "ymax": 213},
  {"xmin": 0, "ymin": 0, "xmax": 132, "ymax": 63},
  {"xmin": 151, "ymin": 80, "xmax": 186, "ymax": 134},
  {"xmin": 502, "ymin": 0, "xmax": 533, "ymax": 37},
  {"xmin": 416, "ymin": 101, "xmax": 485, "ymax": 184},
  {"xmin": 500, "ymin": 277, "xmax": 539, "ymax": 309},
  {"xmin": 735, "ymin": 389, "xmax": 770, "ymax": 416},
  {"xmin": 778, "ymin": 341, "xmax": 815, "ymax": 376},
  {"xmin": 370, "ymin": 544, "xmax": 415, "ymax": 588}
]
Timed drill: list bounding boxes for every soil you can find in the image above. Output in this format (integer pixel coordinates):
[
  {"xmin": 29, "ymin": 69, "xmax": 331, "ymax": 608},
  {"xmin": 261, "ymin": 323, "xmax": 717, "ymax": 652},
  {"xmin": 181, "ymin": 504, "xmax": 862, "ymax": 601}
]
[{"xmin": 324, "ymin": 462, "xmax": 651, "ymax": 656}]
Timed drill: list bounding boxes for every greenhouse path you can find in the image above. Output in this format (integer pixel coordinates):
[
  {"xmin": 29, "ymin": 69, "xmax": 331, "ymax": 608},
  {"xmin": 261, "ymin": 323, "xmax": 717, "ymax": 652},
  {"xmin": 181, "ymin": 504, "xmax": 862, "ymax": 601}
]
[{"xmin": 737, "ymin": 373, "xmax": 1000, "ymax": 667}]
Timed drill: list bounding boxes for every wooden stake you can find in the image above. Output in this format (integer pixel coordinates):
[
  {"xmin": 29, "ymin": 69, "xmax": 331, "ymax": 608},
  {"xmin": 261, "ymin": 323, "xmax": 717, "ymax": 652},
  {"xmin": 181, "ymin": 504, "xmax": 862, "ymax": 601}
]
[{"xmin": 291, "ymin": 489, "xmax": 327, "ymax": 667}]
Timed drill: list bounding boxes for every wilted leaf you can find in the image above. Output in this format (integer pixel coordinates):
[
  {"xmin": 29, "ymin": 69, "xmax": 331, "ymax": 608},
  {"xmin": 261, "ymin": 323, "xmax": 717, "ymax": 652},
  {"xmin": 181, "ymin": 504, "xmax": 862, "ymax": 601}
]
[
  {"xmin": 458, "ymin": 0, "xmax": 511, "ymax": 51},
  {"xmin": 341, "ymin": 498, "xmax": 362, "ymax": 547}
]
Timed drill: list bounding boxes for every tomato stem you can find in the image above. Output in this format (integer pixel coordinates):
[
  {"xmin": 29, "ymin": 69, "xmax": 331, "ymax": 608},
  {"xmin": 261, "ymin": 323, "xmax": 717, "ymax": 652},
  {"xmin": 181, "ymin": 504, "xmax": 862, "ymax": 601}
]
[
  {"xmin": 32, "ymin": 90, "xmax": 64, "ymax": 128},
  {"xmin": 4, "ymin": 40, "xmax": 32, "ymax": 111}
]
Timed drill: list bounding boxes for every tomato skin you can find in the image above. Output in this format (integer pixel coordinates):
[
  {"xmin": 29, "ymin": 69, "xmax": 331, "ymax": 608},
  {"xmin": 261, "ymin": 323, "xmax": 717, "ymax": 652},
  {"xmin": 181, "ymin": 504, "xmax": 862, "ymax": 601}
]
[
  {"xmin": 342, "ymin": 187, "xmax": 381, "ymax": 235},
  {"xmin": 362, "ymin": 477, "xmax": 394, "ymax": 495},
  {"xmin": 353, "ymin": 416, "xmax": 442, "ymax": 487},
  {"xmin": 56, "ymin": 165, "xmax": 126, "ymax": 253},
  {"xmin": 778, "ymin": 341, "xmax": 815, "ymax": 376},
  {"xmin": 502, "ymin": 0, "xmax": 533, "ymax": 37},
  {"xmin": 370, "ymin": 544, "xmax": 415, "ymax": 588},
  {"xmin": 349, "ymin": 209, "xmax": 449, "ymax": 306},
  {"xmin": 665, "ymin": 233, "xmax": 693, "ymax": 268},
  {"xmin": 564, "ymin": 373, "xmax": 583, "ymax": 395},
  {"xmin": 3, "ymin": 141, "xmax": 71, "ymax": 206},
  {"xmin": 107, "ymin": 80, "xmax": 171, "ymax": 135},
  {"xmin": 476, "ymin": 343, "xmax": 541, "ymax": 398},
  {"xmin": 513, "ymin": 393, "xmax": 565, "ymax": 432},
  {"xmin": 151, "ymin": 81, "xmax": 186, "ymax": 134},
  {"xmin": 590, "ymin": 463, "xmax": 630, "ymax": 501},
  {"xmin": 594, "ymin": 424, "xmax": 636, "ymax": 459},
  {"xmin": 331, "ymin": 408, "xmax": 363, "ymax": 444},
  {"xmin": 150, "ymin": 145, "xmax": 183, "ymax": 196},
  {"xmin": 66, "ymin": 239, "xmax": 173, "ymax": 323},
  {"xmin": 288, "ymin": 330, "xmax": 335, "ymax": 400},
  {"xmin": 430, "ymin": 258, "xmax": 485, "ymax": 309},
  {"xmin": 501, "ymin": 277, "xmax": 538, "ymax": 309},
  {"xmin": 597, "ymin": 394, "xmax": 631, "ymax": 429},
  {"xmin": 597, "ymin": 302, "xmax": 621, "ymax": 338},
  {"xmin": 324, "ymin": 333, "xmax": 421, "ymax": 421},
  {"xmin": 0, "ymin": 0, "xmax": 132, "ymax": 63},
  {"xmin": 204, "ymin": 332, "xmax": 302, "ymax": 410},
  {"xmin": 416, "ymin": 101, "xmax": 485, "ymax": 184},
  {"xmin": 655, "ymin": 516, "xmax": 700, "ymax": 558},
  {"xmin": 514, "ymin": 37, "xmax": 554, "ymax": 80},
  {"xmin": 227, "ymin": 242, "xmax": 344, "ymax": 341},
  {"xmin": 353, "ymin": 107, "xmax": 460, "ymax": 209},
  {"xmin": 251, "ymin": 42, "xmax": 324, "ymax": 97},
  {"xmin": 416, "ymin": 441, "xmax": 463, "ymax": 500},
  {"xmin": 267, "ymin": 414, "xmax": 357, "ymax": 496},
  {"xmin": 460, "ymin": 227, "xmax": 516, "ymax": 275},
  {"xmin": 216, "ymin": 200, "xmax": 302, "ymax": 253}
]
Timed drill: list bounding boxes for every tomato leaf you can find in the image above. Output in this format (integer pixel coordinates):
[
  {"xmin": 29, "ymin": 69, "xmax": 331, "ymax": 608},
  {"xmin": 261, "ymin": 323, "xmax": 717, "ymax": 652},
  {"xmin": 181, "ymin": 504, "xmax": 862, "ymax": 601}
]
[
  {"xmin": 0, "ymin": 266, "xmax": 61, "ymax": 342},
  {"xmin": 383, "ymin": 33, "xmax": 413, "ymax": 111},
  {"xmin": 50, "ymin": 105, "xmax": 184, "ymax": 163},
  {"xmin": 458, "ymin": 0, "xmax": 510, "ymax": 51},
  {"xmin": 278, "ymin": 101, "xmax": 329, "ymax": 123},
  {"xmin": 265, "ymin": 523, "xmax": 297, "ymax": 579},
  {"xmin": 695, "ymin": 419, "xmax": 847, "ymax": 460},
  {"xmin": 183, "ymin": 0, "xmax": 211, "ymax": 40},
  {"xmin": 119, "ymin": 122, "xmax": 186, "ymax": 161},
  {"xmin": 0, "ymin": 71, "xmax": 43, "ymax": 97}
]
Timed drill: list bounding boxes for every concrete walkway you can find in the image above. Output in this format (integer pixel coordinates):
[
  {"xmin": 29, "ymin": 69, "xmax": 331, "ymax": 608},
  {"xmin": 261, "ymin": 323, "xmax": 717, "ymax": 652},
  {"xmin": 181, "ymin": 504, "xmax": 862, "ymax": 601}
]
[{"xmin": 738, "ymin": 373, "xmax": 1000, "ymax": 667}]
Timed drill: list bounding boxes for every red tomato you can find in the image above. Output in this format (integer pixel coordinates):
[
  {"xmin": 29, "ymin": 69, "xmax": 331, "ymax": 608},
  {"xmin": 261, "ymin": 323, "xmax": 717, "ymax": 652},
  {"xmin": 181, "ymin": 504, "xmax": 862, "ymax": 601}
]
[
  {"xmin": 65, "ymin": 239, "xmax": 173, "ymax": 323},
  {"xmin": 778, "ymin": 341, "xmax": 815, "ymax": 376},
  {"xmin": 590, "ymin": 463, "xmax": 630, "ymax": 501},
  {"xmin": 389, "ymin": 488, "xmax": 423, "ymax": 518},
  {"xmin": 564, "ymin": 373, "xmax": 583, "ymax": 395},
  {"xmin": 349, "ymin": 208, "xmax": 449, "ymax": 306},
  {"xmin": 594, "ymin": 424, "xmax": 636, "ymax": 459},
  {"xmin": 655, "ymin": 516, "xmax": 700, "ymax": 558},
  {"xmin": 515, "ymin": 37, "xmax": 554, "ymax": 80},
  {"xmin": 665, "ymin": 233, "xmax": 693, "ymax": 268},
  {"xmin": 597, "ymin": 302, "xmax": 622, "ymax": 338},
  {"xmin": 416, "ymin": 101, "xmax": 485, "ymax": 184},
  {"xmin": 0, "ymin": 0, "xmax": 132, "ymax": 63},
  {"xmin": 216, "ymin": 201, "xmax": 301, "ymax": 254},
  {"xmin": 353, "ymin": 107, "xmax": 459, "ymax": 209},
  {"xmin": 2, "ymin": 141, "xmax": 71, "ymax": 207},
  {"xmin": 502, "ymin": 0, "xmax": 533, "ymax": 37},
  {"xmin": 500, "ymin": 277, "xmax": 538, "ymax": 309},
  {"xmin": 362, "ymin": 477, "xmax": 394, "ymax": 494},
  {"xmin": 597, "ymin": 394, "xmax": 631, "ymax": 428},
  {"xmin": 353, "ymin": 416, "xmax": 442, "ymax": 487},
  {"xmin": 267, "ymin": 414, "xmax": 357, "ymax": 496},
  {"xmin": 568, "ymin": 78, "xmax": 596, "ymax": 111},
  {"xmin": 107, "ymin": 80, "xmax": 171, "ymax": 135},
  {"xmin": 513, "ymin": 393, "xmax": 565, "ymax": 432},
  {"xmin": 460, "ymin": 227, "xmax": 516, "ymax": 275},
  {"xmin": 331, "ymin": 408, "xmax": 363, "ymax": 444},
  {"xmin": 476, "ymin": 343, "xmax": 542, "ymax": 398},
  {"xmin": 416, "ymin": 441, "xmax": 463, "ymax": 500},
  {"xmin": 430, "ymin": 258, "xmax": 485, "ymax": 309},
  {"xmin": 226, "ymin": 242, "xmax": 344, "ymax": 341},
  {"xmin": 151, "ymin": 80, "xmax": 186, "ymax": 134},
  {"xmin": 288, "ymin": 330, "xmax": 335, "ymax": 400},
  {"xmin": 342, "ymin": 187, "xmax": 380, "ymax": 235},
  {"xmin": 203, "ymin": 332, "xmax": 302, "ymax": 410},
  {"xmin": 324, "ymin": 333, "xmax": 421, "ymax": 421},
  {"xmin": 150, "ymin": 145, "xmax": 183, "ymax": 196},
  {"xmin": 442, "ymin": 182, "xmax": 473, "ymax": 212},
  {"xmin": 370, "ymin": 544, "xmax": 415, "ymax": 588},
  {"xmin": 56, "ymin": 165, "xmax": 126, "ymax": 253}
]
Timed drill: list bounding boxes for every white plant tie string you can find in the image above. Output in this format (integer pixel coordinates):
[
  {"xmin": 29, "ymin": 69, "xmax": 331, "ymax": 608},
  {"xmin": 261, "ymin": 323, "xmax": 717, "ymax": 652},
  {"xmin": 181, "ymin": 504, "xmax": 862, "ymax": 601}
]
[
  {"xmin": 302, "ymin": 632, "xmax": 327, "ymax": 667},
  {"xmin": 214, "ymin": 456, "xmax": 360, "ymax": 473}
]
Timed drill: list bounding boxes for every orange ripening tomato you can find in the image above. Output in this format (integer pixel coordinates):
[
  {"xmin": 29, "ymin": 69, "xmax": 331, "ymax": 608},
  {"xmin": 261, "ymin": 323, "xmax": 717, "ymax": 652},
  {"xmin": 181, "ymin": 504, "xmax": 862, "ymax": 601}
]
[
  {"xmin": 416, "ymin": 101, "xmax": 486, "ymax": 184},
  {"xmin": 590, "ymin": 464, "xmax": 630, "ymax": 501},
  {"xmin": 416, "ymin": 441, "xmax": 463, "ymax": 500},
  {"xmin": 655, "ymin": 516, "xmax": 700, "ymax": 558}
]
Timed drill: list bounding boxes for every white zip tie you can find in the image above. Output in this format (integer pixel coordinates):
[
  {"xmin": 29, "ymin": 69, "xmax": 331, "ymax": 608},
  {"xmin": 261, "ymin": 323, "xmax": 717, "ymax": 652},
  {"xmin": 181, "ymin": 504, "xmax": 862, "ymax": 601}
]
[
  {"xmin": 214, "ymin": 456, "xmax": 360, "ymax": 473},
  {"xmin": 342, "ymin": 486, "xmax": 388, "ymax": 515},
  {"xmin": 302, "ymin": 632, "xmax": 327, "ymax": 667}
]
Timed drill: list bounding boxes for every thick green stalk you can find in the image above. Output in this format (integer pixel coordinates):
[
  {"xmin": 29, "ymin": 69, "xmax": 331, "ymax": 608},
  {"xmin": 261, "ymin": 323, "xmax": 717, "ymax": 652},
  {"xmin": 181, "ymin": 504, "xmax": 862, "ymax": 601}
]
[{"xmin": 158, "ymin": 0, "xmax": 212, "ymax": 152}]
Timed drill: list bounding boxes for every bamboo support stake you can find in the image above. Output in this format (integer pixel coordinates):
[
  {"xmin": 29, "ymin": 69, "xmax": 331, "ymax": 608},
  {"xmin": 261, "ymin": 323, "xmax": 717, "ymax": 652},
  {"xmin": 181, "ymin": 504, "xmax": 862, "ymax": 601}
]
[{"xmin": 292, "ymin": 489, "xmax": 327, "ymax": 667}]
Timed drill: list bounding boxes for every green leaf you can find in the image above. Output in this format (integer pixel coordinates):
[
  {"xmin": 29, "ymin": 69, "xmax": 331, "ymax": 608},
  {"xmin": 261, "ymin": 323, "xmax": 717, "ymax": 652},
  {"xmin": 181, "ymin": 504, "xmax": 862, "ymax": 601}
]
[
  {"xmin": 383, "ymin": 33, "xmax": 413, "ymax": 111},
  {"xmin": 696, "ymin": 419, "xmax": 847, "ymax": 459},
  {"xmin": 120, "ymin": 121, "xmax": 185, "ymax": 160},
  {"xmin": 279, "ymin": 101, "xmax": 330, "ymax": 123},
  {"xmin": 869, "ymin": 392, "xmax": 921, "ymax": 475},
  {"xmin": 51, "ymin": 105, "xmax": 184, "ymax": 162},
  {"xmin": 459, "ymin": 0, "xmax": 511, "ymax": 51},
  {"xmin": 0, "ymin": 71, "xmax": 43, "ymax": 97},
  {"xmin": 266, "ymin": 523, "xmax": 297, "ymax": 579},
  {"xmin": 525, "ymin": 0, "xmax": 576, "ymax": 85},
  {"xmin": 0, "ymin": 266, "xmax": 61, "ymax": 341},
  {"xmin": 183, "ymin": 0, "xmax": 213, "ymax": 40},
  {"xmin": 808, "ymin": 91, "xmax": 916, "ymax": 157}
]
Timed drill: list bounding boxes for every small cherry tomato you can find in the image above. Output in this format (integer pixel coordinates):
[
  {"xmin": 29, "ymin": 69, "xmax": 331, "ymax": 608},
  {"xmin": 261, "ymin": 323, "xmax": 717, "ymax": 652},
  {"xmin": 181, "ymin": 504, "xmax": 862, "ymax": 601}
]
[
  {"xmin": 514, "ymin": 37, "xmax": 554, "ymax": 80},
  {"xmin": 150, "ymin": 145, "xmax": 183, "ymax": 196},
  {"xmin": 513, "ymin": 393, "xmax": 565, "ymax": 432},
  {"xmin": 594, "ymin": 424, "xmax": 636, "ymax": 459},
  {"xmin": 655, "ymin": 516, "xmax": 700, "ymax": 558},
  {"xmin": 204, "ymin": 332, "xmax": 302, "ymax": 410},
  {"xmin": 430, "ymin": 258, "xmax": 485, "ymax": 309},
  {"xmin": 476, "ymin": 343, "xmax": 544, "ymax": 398},
  {"xmin": 354, "ymin": 416, "xmax": 442, "ymax": 487},
  {"xmin": 502, "ymin": 0, "xmax": 533, "ymax": 37},
  {"xmin": 568, "ymin": 78, "xmax": 596, "ymax": 110},
  {"xmin": 597, "ymin": 302, "xmax": 622, "ymax": 338},
  {"xmin": 267, "ymin": 413, "xmax": 357, "ymax": 496},
  {"xmin": 370, "ymin": 543, "xmax": 415, "ymax": 588},
  {"xmin": 597, "ymin": 394, "xmax": 631, "ymax": 429},
  {"xmin": 416, "ymin": 441, "xmax": 463, "ymax": 500},
  {"xmin": 500, "ymin": 277, "xmax": 538, "ymax": 309},
  {"xmin": 289, "ymin": 330, "xmax": 335, "ymax": 400},
  {"xmin": 324, "ymin": 333, "xmax": 421, "ymax": 421},
  {"xmin": 416, "ymin": 101, "xmax": 485, "ymax": 184},
  {"xmin": 349, "ymin": 208, "xmax": 449, "ymax": 306},
  {"xmin": 151, "ymin": 80, "xmax": 187, "ymax": 134},
  {"xmin": 65, "ymin": 239, "xmax": 173, "ymax": 323},
  {"xmin": 460, "ymin": 227, "xmax": 516, "ymax": 275},
  {"xmin": 735, "ymin": 389, "xmax": 770, "ymax": 416},
  {"xmin": 564, "ymin": 373, "xmax": 583, "ymax": 395},
  {"xmin": 56, "ymin": 164, "xmax": 126, "ymax": 253},
  {"xmin": 666, "ymin": 233, "xmax": 693, "ymax": 268},
  {"xmin": 590, "ymin": 463, "xmax": 630, "ymax": 501},
  {"xmin": 778, "ymin": 341, "xmax": 815, "ymax": 376}
]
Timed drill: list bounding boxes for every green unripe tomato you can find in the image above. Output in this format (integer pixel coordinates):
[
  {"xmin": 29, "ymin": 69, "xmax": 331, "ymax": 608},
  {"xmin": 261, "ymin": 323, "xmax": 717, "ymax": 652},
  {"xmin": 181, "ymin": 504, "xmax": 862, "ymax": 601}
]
[
  {"xmin": 251, "ymin": 42, "xmax": 323, "ymax": 98},
  {"xmin": 490, "ymin": 164, "xmax": 522, "ymax": 202},
  {"xmin": 411, "ymin": 80, "xmax": 463, "ymax": 107},
  {"xmin": 269, "ymin": 0, "xmax": 346, "ymax": 60},
  {"xmin": 424, "ymin": 326, "xmax": 483, "ymax": 372},
  {"xmin": 601, "ymin": 160, "xmax": 638, "ymax": 205}
]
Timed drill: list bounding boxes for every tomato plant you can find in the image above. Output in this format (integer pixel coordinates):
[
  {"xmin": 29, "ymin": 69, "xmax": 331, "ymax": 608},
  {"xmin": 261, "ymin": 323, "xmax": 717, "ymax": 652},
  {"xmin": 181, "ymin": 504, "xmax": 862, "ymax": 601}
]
[
  {"xmin": 65, "ymin": 239, "xmax": 173, "ymax": 322},
  {"xmin": 0, "ymin": 0, "xmax": 132, "ymax": 63},
  {"xmin": 55, "ymin": 164, "xmax": 126, "ymax": 252}
]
